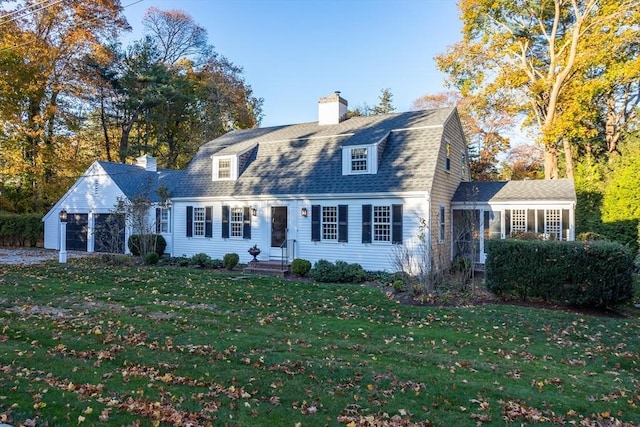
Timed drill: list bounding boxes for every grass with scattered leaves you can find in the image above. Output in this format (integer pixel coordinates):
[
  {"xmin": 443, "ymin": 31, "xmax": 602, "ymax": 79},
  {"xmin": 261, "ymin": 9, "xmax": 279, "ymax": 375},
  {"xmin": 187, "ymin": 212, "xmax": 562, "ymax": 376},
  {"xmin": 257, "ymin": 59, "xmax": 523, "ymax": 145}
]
[{"xmin": 0, "ymin": 259, "xmax": 639, "ymax": 426}]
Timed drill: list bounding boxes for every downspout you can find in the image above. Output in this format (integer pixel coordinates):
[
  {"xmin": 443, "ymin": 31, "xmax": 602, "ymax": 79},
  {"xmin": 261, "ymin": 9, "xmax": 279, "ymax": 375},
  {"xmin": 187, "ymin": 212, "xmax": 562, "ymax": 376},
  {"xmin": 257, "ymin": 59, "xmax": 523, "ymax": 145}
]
[{"xmin": 425, "ymin": 192, "xmax": 432, "ymax": 272}]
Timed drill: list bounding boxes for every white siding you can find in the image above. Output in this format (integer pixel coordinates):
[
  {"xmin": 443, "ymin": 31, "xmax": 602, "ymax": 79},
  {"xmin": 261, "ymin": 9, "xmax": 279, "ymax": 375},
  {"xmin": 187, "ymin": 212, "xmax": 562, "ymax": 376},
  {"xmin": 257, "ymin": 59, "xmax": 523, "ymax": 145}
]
[{"xmin": 170, "ymin": 195, "xmax": 429, "ymax": 272}]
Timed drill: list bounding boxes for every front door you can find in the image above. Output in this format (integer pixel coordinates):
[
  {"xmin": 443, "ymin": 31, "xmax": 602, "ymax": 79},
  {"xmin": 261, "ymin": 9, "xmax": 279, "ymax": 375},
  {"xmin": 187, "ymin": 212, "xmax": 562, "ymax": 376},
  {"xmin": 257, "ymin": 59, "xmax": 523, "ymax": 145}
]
[{"xmin": 271, "ymin": 206, "xmax": 288, "ymax": 248}]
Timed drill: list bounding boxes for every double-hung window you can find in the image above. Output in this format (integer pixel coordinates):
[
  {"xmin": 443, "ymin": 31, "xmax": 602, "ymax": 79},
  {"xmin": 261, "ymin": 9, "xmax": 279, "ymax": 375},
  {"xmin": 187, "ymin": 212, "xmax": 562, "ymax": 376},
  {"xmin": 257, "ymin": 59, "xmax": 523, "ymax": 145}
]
[
  {"xmin": 362, "ymin": 204, "xmax": 402, "ymax": 244},
  {"xmin": 158, "ymin": 208, "xmax": 169, "ymax": 233},
  {"xmin": 311, "ymin": 205, "xmax": 348, "ymax": 242},
  {"xmin": 351, "ymin": 148, "xmax": 368, "ymax": 172},
  {"xmin": 373, "ymin": 206, "xmax": 391, "ymax": 242},
  {"xmin": 230, "ymin": 207, "xmax": 244, "ymax": 237},
  {"xmin": 438, "ymin": 205, "xmax": 446, "ymax": 243},
  {"xmin": 218, "ymin": 159, "xmax": 231, "ymax": 179},
  {"xmin": 193, "ymin": 207, "xmax": 206, "ymax": 237},
  {"xmin": 322, "ymin": 206, "xmax": 338, "ymax": 240}
]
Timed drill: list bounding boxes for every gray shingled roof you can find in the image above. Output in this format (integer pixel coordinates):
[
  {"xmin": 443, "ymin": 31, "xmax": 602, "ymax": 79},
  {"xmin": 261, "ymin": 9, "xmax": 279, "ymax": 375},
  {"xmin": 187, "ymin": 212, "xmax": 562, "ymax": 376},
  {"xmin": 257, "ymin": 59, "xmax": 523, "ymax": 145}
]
[
  {"xmin": 98, "ymin": 161, "xmax": 182, "ymax": 202},
  {"xmin": 174, "ymin": 108, "xmax": 455, "ymax": 198},
  {"xmin": 452, "ymin": 179, "xmax": 576, "ymax": 203}
]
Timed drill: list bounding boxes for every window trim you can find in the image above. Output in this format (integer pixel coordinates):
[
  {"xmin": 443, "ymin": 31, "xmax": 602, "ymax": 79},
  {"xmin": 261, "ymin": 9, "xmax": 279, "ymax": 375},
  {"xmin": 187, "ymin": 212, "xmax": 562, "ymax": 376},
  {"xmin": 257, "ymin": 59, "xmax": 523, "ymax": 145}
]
[
  {"xmin": 373, "ymin": 205, "xmax": 391, "ymax": 242},
  {"xmin": 193, "ymin": 207, "xmax": 206, "ymax": 237},
  {"xmin": 321, "ymin": 206, "xmax": 338, "ymax": 241}
]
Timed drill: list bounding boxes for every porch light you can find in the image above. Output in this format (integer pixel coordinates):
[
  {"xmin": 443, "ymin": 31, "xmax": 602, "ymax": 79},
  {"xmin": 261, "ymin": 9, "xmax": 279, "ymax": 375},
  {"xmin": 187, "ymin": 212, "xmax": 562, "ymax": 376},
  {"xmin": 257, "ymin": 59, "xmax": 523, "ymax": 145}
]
[
  {"xmin": 301, "ymin": 207, "xmax": 308, "ymax": 217},
  {"xmin": 251, "ymin": 207, "xmax": 257, "ymax": 217},
  {"xmin": 59, "ymin": 210, "xmax": 67, "ymax": 222}
]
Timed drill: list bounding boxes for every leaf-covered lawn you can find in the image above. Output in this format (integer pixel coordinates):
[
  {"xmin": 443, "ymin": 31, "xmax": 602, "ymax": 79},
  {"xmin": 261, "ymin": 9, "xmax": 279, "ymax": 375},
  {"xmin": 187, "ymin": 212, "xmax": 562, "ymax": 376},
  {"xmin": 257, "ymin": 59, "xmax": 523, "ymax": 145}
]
[{"xmin": 0, "ymin": 260, "xmax": 638, "ymax": 426}]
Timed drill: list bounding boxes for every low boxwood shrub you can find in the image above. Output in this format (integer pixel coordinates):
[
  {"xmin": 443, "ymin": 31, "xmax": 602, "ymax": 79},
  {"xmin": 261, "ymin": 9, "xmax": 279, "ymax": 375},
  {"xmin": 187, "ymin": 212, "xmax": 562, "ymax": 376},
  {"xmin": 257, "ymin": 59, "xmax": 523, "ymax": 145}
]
[
  {"xmin": 127, "ymin": 234, "xmax": 166, "ymax": 256},
  {"xmin": 486, "ymin": 239, "xmax": 634, "ymax": 307},
  {"xmin": 309, "ymin": 259, "xmax": 366, "ymax": 283},
  {"xmin": 291, "ymin": 258, "xmax": 312, "ymax": 276},
  {"xmin": 190, "ymin": 252, "xmax": 211, "ymax": 268},
  {"xmin": 223, "ymin": 253, "xmax": 239, "ymax": 270},
  {"xmin": 143, "ymin": 252, "xmax": 159, "ymax": 265}
]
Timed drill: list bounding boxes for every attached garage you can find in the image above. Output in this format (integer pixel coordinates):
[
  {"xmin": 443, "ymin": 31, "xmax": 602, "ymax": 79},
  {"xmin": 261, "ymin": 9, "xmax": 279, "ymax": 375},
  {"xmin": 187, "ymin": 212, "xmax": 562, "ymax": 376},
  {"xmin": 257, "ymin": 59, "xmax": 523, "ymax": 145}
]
[
  {"xmin": 66, "ymin": 214, "xmax": 88, "ymax": 251},
  {"xmin": 94, "ymin": 213, "xmax": 125, "ymax": 253}
]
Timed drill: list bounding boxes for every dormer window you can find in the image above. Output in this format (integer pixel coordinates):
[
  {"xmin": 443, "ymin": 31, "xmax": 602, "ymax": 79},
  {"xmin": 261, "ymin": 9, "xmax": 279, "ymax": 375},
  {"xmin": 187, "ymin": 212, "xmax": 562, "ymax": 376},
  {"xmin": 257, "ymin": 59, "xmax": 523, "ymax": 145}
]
[
  {"xmin": 218, "ymin": 159, "xmax": 231, "ymax": 179},
  {"xmin": 351, "ymin": 148, "xmax": 368, "ymax": 172},
  {"xmin": 212, "ymin": 156, "xmax": 237, "ymax": 181},
  {"xmin": 343, "ymin": 144, "xmax": 378, "ymax": 175}
]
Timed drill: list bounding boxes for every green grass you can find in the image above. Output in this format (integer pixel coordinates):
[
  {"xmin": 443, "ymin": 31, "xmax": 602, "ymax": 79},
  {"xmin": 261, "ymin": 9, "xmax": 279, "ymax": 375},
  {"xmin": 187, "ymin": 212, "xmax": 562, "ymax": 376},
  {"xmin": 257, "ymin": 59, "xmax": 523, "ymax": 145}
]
[{"xmin": 0, "ymin": 260, "xmax": 639, "ymax": 426}]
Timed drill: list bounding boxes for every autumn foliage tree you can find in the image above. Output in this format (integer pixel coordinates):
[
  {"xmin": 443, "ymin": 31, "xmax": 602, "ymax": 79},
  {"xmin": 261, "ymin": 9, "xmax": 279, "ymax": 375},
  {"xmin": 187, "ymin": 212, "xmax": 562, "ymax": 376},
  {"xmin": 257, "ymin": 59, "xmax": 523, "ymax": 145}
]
[
  {"xmin": 437, "ymin": 0, "xmax": 640, "ymax": 179},
  {"xmin": 0, "ymin": 4, "xmax": 263, "ymax": 213}
]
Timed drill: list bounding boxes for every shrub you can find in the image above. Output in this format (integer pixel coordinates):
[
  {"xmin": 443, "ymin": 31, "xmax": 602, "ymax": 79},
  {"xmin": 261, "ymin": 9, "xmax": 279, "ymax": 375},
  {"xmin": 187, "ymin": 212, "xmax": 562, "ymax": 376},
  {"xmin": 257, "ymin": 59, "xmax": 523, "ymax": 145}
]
[
  {"xmin": 486, "ymin": 239, "xmax": 634, "ymax": 307},
  {"xmin": 577, "ymin": 231, "xmax": 607, "ymax": 241},
  {"xmin": 291, "ymin": 258, "xmax": 312, "ymax": 276},
  {"xmin": 223, "ymin": 253, "xmax": 239, "ymax": 270},
  {"xmin": 127, "ymin": 234, "xmax": 166, "ymax": 256},
  {"xmin": 450, "ymin": 256, "xmax": 472, "ymax": 275},
  {"xmin": 207, "ymin": 258, "xmax": 222, "ymax": 269},
  {"xmin": 309, "ymin": 259, "xmax": 366, "ymax": 283},
  {"xmin": 190, "ymin": 253, "xmax": 211, "ymax": 268},
  {"xmin": 309, "ymin": 259, "xmax": 341, "ymax": 283},
  {"xmin": 0, "ymin": 212, "xmax": 43, "ymax": 247},
  {"xmin": 143, "ymin": 252, "xmax": 159, "ymax": 265},
  {"xmin": 511, "ymin": 231, "xmax": 544, "ymax": 241}
]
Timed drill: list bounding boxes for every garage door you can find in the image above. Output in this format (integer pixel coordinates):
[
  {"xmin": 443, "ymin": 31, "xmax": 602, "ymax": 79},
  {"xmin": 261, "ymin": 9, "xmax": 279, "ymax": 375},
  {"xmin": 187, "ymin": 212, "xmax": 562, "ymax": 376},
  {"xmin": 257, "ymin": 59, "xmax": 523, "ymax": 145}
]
[
  {"xmin": 66, "ymin": 214, "xmax": 88, "ymax": 251},
  {"xmin": 94, "ymin": 214, "xmax": 126, "ymax": 253}
]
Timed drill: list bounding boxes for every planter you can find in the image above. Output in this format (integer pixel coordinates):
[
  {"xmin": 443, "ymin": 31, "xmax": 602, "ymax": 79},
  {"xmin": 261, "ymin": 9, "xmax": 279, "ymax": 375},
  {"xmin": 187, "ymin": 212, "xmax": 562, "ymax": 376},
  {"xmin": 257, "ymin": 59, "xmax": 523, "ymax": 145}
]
[{"xmin": 248, "ymin": 247, "xmax": 261, "ymax": 262}]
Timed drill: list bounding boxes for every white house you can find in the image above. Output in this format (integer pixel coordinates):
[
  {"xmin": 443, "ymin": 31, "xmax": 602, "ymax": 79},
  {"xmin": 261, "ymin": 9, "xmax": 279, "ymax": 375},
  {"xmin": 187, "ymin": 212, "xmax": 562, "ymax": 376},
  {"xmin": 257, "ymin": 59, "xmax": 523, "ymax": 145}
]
[{"xmin": 43, "ymin": 92, "xmax": 576, "ymax": 271}]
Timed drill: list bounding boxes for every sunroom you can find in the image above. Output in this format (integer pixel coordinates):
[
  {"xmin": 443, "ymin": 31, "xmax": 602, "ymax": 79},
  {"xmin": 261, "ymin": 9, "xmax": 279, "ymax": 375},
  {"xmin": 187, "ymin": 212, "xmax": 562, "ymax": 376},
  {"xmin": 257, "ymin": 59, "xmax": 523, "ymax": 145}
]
[{"xmin": 450, "ymin": 180, "xmax": 577, "ymax": 265}]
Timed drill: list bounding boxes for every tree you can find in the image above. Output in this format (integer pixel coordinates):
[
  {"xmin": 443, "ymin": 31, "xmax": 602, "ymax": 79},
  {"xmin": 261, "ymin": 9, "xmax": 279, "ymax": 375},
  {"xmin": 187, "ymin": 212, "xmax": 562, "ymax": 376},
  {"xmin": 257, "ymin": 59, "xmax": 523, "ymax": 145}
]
[
  {"xmin": 412, "ymin": 91, "xmax": 512, "ymax": 180},
  {"xmin": 500, "ymin": 144, "xmax": 545, "ymax": 180},
  {"xmin": 437, "ymin": 0, "xmax": 640, "ymax": 179},
  {"xmin": 0, "ymin": 0, "xmax": 129, "ymax": 211},
  {"xmin": 371, "ymin": 88, "xmax": 395, "ymax": 115}
]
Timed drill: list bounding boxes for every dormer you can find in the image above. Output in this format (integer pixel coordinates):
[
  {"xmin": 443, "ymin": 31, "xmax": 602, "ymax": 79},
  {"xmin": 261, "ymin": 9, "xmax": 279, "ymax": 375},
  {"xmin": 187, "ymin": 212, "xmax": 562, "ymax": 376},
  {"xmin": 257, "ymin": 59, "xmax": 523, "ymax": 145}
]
[
  {"xmin": 211, "ymin": 144, "xmax": 256, "ymax": 181},
  {"xmin": 341, "ymin": 133, "xmax": 388, "ymax": 176}
]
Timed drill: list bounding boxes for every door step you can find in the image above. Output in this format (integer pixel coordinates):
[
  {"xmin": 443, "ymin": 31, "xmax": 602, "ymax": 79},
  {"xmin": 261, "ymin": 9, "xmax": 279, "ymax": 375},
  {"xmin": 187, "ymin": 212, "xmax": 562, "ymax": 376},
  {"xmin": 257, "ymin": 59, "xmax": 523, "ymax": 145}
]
[{"xmin": 244, "ymin": 261, "xmax": 290, "ymax": 277}]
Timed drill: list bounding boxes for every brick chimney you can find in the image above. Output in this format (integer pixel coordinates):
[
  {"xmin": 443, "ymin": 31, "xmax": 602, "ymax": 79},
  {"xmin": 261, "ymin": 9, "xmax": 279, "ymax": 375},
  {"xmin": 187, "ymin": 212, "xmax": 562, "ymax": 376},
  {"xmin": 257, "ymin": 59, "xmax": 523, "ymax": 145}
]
[
  {"xmin": 318, "ymin": 91, "xmax": 348, "ymax": 125},
  {"xmin": 135, "ymin": 154, "xmax": 157, "ymax": 172}
]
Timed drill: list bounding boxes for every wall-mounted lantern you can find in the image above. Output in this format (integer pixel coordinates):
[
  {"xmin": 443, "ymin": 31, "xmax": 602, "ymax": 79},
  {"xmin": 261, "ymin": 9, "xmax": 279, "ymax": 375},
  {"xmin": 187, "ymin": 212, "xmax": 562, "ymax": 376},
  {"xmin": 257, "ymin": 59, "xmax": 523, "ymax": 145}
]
[
  {"xmin": 251, "ymin": 207, "xmax": 257, "ymax": 217},
  {"xmin": 301, "ymin": 207, "xmax": 308, "ymax": 217}
]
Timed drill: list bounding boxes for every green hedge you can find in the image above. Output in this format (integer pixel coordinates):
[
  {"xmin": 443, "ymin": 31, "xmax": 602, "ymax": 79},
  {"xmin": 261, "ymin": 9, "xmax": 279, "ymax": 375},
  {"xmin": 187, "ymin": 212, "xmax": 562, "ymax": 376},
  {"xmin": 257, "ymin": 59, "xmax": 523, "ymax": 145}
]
[
  {"xmin": 485, "ymin": 239, "xmax": 634, "ymax": 307},
  {"xmin": 309, "ymin": 259, "xmax": 366, "ymax": 283},
  {"xmin": 0, "ymin": 212, "xmax": 43, "ymax": 247}
]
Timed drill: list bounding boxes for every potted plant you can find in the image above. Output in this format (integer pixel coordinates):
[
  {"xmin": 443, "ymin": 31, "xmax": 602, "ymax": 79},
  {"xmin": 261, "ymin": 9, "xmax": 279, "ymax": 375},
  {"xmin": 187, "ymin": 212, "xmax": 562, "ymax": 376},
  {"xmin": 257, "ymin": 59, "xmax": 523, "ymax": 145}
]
[{"xmin": 248, "ymin": 244, "xmax": 261, "ymax": 262}]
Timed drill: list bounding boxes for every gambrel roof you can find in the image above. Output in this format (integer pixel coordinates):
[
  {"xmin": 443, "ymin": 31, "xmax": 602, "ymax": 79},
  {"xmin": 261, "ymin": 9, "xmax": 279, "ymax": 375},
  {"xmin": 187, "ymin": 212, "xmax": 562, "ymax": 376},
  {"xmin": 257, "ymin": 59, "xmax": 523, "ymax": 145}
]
[{"xmin": 173, "ymin": 107, "xmax": 460, "ymax": 198}]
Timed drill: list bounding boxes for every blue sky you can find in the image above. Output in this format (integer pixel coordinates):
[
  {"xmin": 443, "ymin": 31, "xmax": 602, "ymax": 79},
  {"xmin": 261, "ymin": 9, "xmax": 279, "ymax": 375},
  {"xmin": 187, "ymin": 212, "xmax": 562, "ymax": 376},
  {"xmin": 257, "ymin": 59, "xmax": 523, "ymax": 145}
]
[{"xmin": 122, "ymin": 0, "xmax": 462, "ymax": 127}]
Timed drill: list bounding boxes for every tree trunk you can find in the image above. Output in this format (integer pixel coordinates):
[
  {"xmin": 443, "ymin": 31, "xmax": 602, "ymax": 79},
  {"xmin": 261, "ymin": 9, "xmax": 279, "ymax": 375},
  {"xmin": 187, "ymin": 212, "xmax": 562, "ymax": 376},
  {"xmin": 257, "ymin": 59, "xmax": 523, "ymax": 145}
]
[
  {"xmin": 562, "ymin": 137, "xmax": 574, "ymax": 179},
  {"xmin": 543, "ymin": 145, "xmax": 559, "ymax": 179}
]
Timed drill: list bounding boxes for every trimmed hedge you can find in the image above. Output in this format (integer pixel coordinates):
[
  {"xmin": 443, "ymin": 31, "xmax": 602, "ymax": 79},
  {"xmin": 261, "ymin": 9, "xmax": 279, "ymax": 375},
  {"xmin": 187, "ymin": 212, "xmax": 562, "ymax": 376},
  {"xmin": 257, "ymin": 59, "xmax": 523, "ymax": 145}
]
[
  {"xmin": 127, "ymin": 234, "xmax": 167, "ymax": 256},
  {"xmin": 485, "ymin": 239, "xmax": 634, "ymax": 307},
  {"xmin": 309, "ymin": 259, "xmax": 366, "ymax": 283},
  {"xmin": 0, "ymin": 212, "xmax": 43, "ymax": 247}
]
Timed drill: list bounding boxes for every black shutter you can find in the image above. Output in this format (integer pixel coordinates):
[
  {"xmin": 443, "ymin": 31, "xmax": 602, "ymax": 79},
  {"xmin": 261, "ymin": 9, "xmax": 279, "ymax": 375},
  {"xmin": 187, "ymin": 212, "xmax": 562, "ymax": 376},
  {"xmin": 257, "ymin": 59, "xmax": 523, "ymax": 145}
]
[
  {"xmin": 243, "ymin": 207, "xmax": 251, "ymax": 239},
  {"xmin": 186, "ymin": 206, "xmax": 193, "ymax": 237},
  {"xmin": 338, "ymin": 205, "xmax": 348, "ymax": 243},
  {"xmin": 155, "ymin": 208, "xmax": 161, "ymax": 233},
  {"xmin": 221, "ymin": 205, "xmax": 229, "ymax": 238},
  {"xmin": 362, "ymin": 205, "xmax": 372, "ymax": 243},
  {"xmin": 205, "ymin": 207, "xmax": 213, "ymax": 237},
  {"xmin": 392, "ymin": 204, "xmax": 403, "ymax": 244},
  {"xmin": 311, "ymin": 205, "xmax": 321, "ymax": 242}
]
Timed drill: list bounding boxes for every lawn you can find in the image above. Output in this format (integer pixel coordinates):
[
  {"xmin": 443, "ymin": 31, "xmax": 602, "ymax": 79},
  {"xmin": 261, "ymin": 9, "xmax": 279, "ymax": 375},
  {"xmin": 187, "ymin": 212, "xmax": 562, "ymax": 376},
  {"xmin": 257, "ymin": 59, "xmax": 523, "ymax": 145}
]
[{"xmin": 0, "ymin": 259, "xmax": 638, "ymax": 426}]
